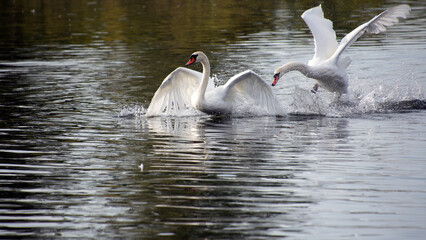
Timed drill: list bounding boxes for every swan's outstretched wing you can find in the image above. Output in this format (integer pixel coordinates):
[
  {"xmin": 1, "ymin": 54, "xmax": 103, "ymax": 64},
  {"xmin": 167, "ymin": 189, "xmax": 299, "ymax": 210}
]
[
  {"xmin": 331, "ymin": 4, "xmax": 410, "ymax": 63},
  {"xmin": 301, "ymin": 4, "xmax": 339, "ymax": 65},
  {"xmin": 222, "ymin": 70, "xmax": 285, "ymax": 116},
  {"xmin": 146, "ymin": 67, "xmax": 201, "ymax": 116}
]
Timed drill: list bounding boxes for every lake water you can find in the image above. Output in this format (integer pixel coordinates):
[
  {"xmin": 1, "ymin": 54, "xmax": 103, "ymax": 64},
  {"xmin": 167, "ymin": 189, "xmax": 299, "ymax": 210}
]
[{"xmin": 0, "ymin": 0, "xmax": 425, "ymax": 239}]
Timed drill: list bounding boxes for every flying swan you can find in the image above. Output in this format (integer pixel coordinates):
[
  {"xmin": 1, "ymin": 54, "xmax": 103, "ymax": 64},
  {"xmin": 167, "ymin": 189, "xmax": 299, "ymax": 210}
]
[
  {"xmin": 146, "ymin": 51, "xmax": 285, "ymax": 116},
  {"xmin": 272, "ymin": 4, "xmax": 410, "ymax": 96}
]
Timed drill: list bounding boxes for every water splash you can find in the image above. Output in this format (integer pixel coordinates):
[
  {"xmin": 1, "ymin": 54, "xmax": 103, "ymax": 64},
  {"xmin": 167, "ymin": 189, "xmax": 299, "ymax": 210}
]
[
  {"xmin": 212, "ymin": 74, "xmax": 225, "ymax": 87},
  {"xmin": 288, "ymin": 79, "xmax": 425, "ymax": 117},
  {"xmin": 118, "ymin": 76, "xmax": 424, "ymax": 118},
  {"xmin": 117, "ymin": 103, "xmax": 206, "ymax": 118},
  {"xmin": 289, "ymin": 86, "xmax": 328, "ymax": 116},
  {"xmin": 117, "ymin": 104, "xmax": 146, "ymax": 118},
  {"xmin": 354, "ymin": 80, "xmax": 424, "ymax": 113}
]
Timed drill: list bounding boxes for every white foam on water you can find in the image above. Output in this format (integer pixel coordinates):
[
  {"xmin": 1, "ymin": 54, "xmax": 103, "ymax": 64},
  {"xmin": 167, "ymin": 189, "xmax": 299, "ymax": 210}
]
[
  {"xmin": 288, "ymin": 75, "xmax": 425, "ymax": 117},
  {"xmin": 116, "ymin": 104, "xmax": 146, "ymax": 118},
  {"xmin": 117, "ymin": 74, "xmax": 423, "ymax": 119}
]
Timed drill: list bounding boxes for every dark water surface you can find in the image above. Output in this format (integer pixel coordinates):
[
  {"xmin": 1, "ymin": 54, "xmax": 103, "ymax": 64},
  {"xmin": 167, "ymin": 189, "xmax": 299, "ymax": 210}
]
[{"xmin": 1, "ymin": 0, "xmax": 425, "ymax": 239}]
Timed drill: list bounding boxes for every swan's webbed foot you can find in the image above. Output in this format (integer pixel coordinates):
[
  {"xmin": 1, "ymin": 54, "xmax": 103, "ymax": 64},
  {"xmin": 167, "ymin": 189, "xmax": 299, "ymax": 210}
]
[{"xmin": 311, "ymin": 83, "xmax": 319, "ymax": 94}]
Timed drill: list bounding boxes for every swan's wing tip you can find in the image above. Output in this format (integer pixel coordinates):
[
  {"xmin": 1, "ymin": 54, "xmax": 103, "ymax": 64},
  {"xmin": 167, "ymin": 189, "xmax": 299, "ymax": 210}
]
[
  {"xmin": 394, "ymin": 4, "xmax": 411, "ymax": 13},
  {"xmin": 394, "ymin": 4, "xmax": 411, "ymax": 19},
  {"xmin": 301, "ymin": 4, "xmax": 339, "ymax": 64},
  {"xmin": 385, "ymin": 4, "xmax": 411, "ymax": 19},
  {"xmin": 229, "ymin": 70, "xmax": 259, "ymax": 81},
  {"xmin": 240, "ymin": 69, "xmax": 254, "ymax": 75},
  {"xmin": 242, "ymin": 69, "xmax": 259, "ymax": 77},
  {"xmin": 301, "ymin": 4, "xmax": 323, "ymax": 19},
  {"xmin": 364, "ymin": 4, "xmax": 411, "ymax": 34}
]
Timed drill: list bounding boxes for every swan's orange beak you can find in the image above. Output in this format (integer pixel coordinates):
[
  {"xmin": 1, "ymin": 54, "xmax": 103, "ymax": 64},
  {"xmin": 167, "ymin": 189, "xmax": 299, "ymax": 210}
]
[
  {"xmin": 185, "ymin": 56, "xmax": 196, "ymax": 66},
  {"xmin": 272, "ymin": 73, "xmax": 280, "ymax": 86}
]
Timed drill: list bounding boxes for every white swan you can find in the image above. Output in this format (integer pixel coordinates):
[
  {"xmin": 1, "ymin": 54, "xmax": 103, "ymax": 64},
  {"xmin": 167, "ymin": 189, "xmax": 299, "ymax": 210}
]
[
  {"xmin": 146, "ymin": 51, "xmax": 285, "ymax": 116},
  {"xmin": 272, "ymin": 4, "xmax": 410, "ymax": 96}
]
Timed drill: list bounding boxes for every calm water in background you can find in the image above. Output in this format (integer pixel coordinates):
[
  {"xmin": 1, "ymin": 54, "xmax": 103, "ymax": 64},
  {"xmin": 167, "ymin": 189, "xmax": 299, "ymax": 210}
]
[{"xmin": 0, "ymin": 0, "xmax": 425, "ymax": 239}]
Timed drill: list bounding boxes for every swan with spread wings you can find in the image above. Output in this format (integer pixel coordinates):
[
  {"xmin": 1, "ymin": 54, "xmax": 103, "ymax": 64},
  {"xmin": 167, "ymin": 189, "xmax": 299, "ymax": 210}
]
[
  {"xmin": 146, "ymin": 51, "xmax": 285, "ymax": 116},
  {"xmin": 272, "ymin": 4, "xmax": 410, "ymax": 96}
]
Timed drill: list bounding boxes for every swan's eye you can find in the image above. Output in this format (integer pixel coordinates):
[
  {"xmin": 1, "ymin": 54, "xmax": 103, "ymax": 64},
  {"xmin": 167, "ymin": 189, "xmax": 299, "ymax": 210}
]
[
  {"xmin": 273, "ymin": 72, "xmax": 280, "ymax": 79},
  {"xmin": 272, "ymin": 72, "xmax": 280, "ymax": 86},
  {"xmin": 190, "ymin": 54, "xmax": 198, "ymax": 61},
  {"xmin": 185, "ymin": 54, "xmax": 198, "ymax": 66}
]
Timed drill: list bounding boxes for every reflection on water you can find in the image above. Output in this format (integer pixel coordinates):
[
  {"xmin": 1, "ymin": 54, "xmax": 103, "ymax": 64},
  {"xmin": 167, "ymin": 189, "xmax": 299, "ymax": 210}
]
[
  {"xmin": 120, "ymin": 116, "xmax": 345, "ymax": 239},
  {"xmin": 1, "ymin": 0, "xmax": 425, "ymax": 239}
]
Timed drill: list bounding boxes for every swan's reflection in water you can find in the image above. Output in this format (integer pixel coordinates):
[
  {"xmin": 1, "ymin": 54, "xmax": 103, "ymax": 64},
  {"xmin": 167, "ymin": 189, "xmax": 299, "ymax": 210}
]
[
  {"xmin": 144, "ymin": 115, "xmax": 284, "ymax": 176},
  {"xmin": 126, "ymin": 115, "xmax": 349, "ymax": 238}
]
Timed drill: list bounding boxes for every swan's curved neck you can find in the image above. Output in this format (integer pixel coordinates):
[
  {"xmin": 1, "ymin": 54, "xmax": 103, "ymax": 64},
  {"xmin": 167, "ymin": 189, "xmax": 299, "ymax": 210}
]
[
  {"xmin": 281, "ymin": 62, "xmax": 311, "ymax": 77},
  {"xmin": 196, "ymin": 58, "xmax": 211, "ymax": 102}
]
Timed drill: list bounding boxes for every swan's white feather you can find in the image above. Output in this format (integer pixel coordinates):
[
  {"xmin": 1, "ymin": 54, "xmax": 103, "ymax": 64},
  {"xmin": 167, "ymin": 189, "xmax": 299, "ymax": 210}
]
[
  {"xmin": 147, "ymin": 51, "xmax": 285, "ymax": 116},
  {"xmin": 273, "ymin": 4, "xmax": 410, "ymax": 96},
  {"xmin": 301, "ymin": 4, "xmax": 338, "ymax": 66},
  {"xmin": 146, "ymin": 67, "xmax": 284, "ymax": 116},
  {"xmin": 331, "ymin": 4, "xmax": 410, "ymax": 63},
  {"xmin": 221, "ymin": 70, "xmax": 285, "ymax": 115},
  {"xmin": 146, "ymin": 67, "xmax": 205, "ymax": 116}
]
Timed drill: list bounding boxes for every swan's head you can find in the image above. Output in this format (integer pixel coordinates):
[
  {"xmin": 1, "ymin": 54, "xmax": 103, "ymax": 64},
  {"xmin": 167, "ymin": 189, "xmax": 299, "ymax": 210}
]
[
  {"xmin": 185, "ymin": 51, "xmax": 208, "ymax": 66},
  {"xmin": 272, "ymin": 67, "xmax": 282, "ymax": 86},
  {"xmin": 272, "ymin": 62, "xmax": 307, "ymax": 86}
]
